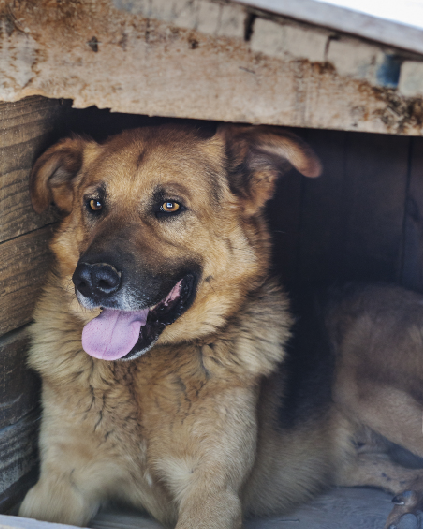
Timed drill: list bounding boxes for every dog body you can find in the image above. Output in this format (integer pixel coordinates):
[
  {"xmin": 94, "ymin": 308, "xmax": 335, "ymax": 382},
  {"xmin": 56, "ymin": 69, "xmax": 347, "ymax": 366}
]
[{"xmin": 18, "ymin": 125, "xmax": 423, "ymax": 529}]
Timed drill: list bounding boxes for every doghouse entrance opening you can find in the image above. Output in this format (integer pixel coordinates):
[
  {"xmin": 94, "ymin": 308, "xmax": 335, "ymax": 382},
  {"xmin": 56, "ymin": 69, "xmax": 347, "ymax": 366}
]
[{"xmin": 1, "ymin": 96, "xmax": 423, "ymax": 525}]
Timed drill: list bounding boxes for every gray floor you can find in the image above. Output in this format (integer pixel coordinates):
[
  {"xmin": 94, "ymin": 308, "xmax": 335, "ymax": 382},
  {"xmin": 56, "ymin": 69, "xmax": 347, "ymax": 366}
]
[{"xmin": 90, "ymin": 488, "xmax": 395, "ymax": 529}]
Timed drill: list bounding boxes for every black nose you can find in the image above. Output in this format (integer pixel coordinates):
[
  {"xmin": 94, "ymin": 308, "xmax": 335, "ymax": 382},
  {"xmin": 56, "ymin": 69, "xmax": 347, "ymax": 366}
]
[{"xmin": 72, "ymin": 263, "xmax": 121, "ymax": 299}]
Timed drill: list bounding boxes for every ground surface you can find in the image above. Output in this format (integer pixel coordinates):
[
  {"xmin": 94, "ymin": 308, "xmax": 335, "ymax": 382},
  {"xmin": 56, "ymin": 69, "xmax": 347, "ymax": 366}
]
[
  {"xmin": 0, "ymin": 488, "xmax": 415, "ymax": 529},
  {"xmin": 90, "ymin": 488, "xmax": 395, "ymax": 529}
]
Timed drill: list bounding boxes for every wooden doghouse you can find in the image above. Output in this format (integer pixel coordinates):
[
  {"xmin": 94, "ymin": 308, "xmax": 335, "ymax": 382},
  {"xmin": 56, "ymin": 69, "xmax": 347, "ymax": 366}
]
[{"xmin": 1, "ymin": 1, "xmax": 423, "ymax": 527}]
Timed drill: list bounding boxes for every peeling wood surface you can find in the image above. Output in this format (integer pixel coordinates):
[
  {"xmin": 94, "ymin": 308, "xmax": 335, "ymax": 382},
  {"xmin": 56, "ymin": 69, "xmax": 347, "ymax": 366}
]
[
  {"xmin": 401, "ymin": 137, "xmax": 423, "ymax": 291},
  {"xmin": 0, "ymin": 327, "xmax": 40, "ymax": 511},
  {"xmin": 0, "ymin": 409, "xmax": 39, "ymax": 514},
  {"xmin": 341, "ymin": 133, "xmax": 410, "ymax": 281},
  {"xmin": 0, "ymin": 226, "xmax": 53, "ymax": 336},
  {"xmin": 0, "ymin": 1, "xmax": 422, "ymax": 134},
  {"xmin": 0, "ymin": 327, "xmax": 40, "ymax": 429}
]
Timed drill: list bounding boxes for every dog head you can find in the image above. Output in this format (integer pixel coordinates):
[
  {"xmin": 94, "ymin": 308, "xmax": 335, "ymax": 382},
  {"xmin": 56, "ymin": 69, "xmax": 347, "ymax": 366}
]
[{"xmin": 31, "ymin": 124, "xmax": 320, "ymax": 361}]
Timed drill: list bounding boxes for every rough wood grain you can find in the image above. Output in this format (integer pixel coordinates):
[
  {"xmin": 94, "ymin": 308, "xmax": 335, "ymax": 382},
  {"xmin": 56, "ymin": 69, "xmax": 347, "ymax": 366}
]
[
  {"xmin": 296, "ymin": 129, "xmax": 347, "ymax": 286},
  {"xmin": 0, "ymin": 327, "xmax": 40, "ymax": 513},
  {"xmin": 0, "ymin": 327, "xmax": 40, "ymax": 430},
  {"xmin": 401, "ymin": 136, "xmax": 423, "ymax": 292},
  {"xmin": 0, "ymin": 97, "xmax": 68, "ymax": 243},
  {"xmin": 238, "ymin": 0, "xmax": 423, "ymax": 57},
  {"xmin": 267, "ymin": 167, "xmax": 302, "ymax": 285},
  {"xmin": 0, "ymin": 226, "xmax": 54, "ymax": 337},
  {"xmin": 0, "ymin": 409, "xmax": 39, "ymax": 515},
  {"xmin": 0, "ymin": 1, "xmax": 422, "ymax": 135},
  {"xmin": 342, "ymin": 133, "xmax": 410, "ymax": 283}
]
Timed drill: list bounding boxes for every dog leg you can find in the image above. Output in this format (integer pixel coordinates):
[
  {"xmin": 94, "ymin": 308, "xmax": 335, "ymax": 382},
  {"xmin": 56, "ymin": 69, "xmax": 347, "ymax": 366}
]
[
  {"xmin": 337, "ymin": 453, "xmax": 423, "ymax": 529},
  {"xmin": 150, "ymin": 384, "xmax": 258, "ymax": 529},
  {"xmin": 19, "ymin": 472, "xmax": 100, "ymax": 526},
  {"xmin": 176, "ymin": 488, "xmax": 242, "ymax": 529}
]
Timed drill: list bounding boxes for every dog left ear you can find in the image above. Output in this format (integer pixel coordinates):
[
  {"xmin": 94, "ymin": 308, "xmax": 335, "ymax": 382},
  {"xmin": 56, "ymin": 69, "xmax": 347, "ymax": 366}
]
[
  {"xmin": 30, "ymin": 136, "xmax": 96, "ymax": 215},
  {"xmin": 218, "ymin": 125, "xmax": 321, "ymax": 215}
]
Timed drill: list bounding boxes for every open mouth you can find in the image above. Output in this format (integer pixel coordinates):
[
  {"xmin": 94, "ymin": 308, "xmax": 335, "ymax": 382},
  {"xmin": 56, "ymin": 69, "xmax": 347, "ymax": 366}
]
[{"xmin": 81, "ymin": 274, "xmax": 196, "ymax": 361}]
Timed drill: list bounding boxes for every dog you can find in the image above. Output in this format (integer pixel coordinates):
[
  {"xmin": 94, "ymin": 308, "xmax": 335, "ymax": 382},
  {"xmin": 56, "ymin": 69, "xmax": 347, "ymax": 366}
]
[{"xmin": 18, "ymin": 123, "xmax": 423, "ymax": 529}]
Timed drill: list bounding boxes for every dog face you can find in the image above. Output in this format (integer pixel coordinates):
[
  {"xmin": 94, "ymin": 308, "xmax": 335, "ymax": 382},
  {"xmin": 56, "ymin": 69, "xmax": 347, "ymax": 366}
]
[{"xmin": 31, "ymin": 124, "xmax": 320, "ymax": 361}]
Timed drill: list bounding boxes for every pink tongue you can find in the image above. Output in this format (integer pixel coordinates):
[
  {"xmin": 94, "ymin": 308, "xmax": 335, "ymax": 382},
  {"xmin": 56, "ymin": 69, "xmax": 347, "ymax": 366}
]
[{"xmin": 82, "ymin": 309, "xmax": 148, "ymax": 360}]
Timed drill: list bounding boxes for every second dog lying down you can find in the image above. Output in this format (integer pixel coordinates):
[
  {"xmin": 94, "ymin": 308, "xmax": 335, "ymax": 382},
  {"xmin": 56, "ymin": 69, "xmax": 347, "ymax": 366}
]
[{"xmin": 322, "ymin": 282, "xmax": 423, "ymax": 528}]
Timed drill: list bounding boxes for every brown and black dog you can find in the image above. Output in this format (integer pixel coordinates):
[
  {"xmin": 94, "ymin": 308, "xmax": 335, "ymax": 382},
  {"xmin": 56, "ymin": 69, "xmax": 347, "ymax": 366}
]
[{"xmin": 18, "ymin": 124, "xmax": 423, "ymax": 529}]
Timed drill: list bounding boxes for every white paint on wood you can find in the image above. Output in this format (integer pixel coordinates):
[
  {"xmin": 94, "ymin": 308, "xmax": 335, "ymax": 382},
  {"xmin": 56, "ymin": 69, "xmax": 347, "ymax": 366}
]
[
  {"xmin": 327, "ymin": 38, "xmax": 387, "ymax": 84},
  {"xmin": 196, "ymin": 2, "xmax": 221, "ymax": 35},
  {"xmin": 0, "ymin": 19, "xmax": 36, "ymax": 93},
  {"xmin": 170, "ymin": 0, "xmax": 198, "ymax": 30},
  {"xmin": 235, "ymin": 0, "xmax": 423, "ymax": 55},
  {"xmin": 217, "ymin": 4, "xmax": 246, "ymax": 38},
  {"xmin": 112, "ymin": 0, "xmax": 248, "ymax": 37},
  {"xmin": 399, "ymin": 61, "xmax": 423, "ymax": 96},
  {"xmin": 251, "ymin": 18, "xmax": 328, "ymax": 62}
]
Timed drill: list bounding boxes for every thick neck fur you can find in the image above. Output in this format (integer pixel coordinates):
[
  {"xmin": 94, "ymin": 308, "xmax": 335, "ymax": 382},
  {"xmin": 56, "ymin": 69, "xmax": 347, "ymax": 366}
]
[{"xmin": 29, "ymin": 271, "xmax": 292, "ymax": 390}]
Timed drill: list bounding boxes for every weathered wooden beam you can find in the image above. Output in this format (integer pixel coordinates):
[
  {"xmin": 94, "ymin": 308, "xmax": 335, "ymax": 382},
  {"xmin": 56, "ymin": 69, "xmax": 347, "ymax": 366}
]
[
  {"xmin": 0, "ymin": 328, "xmax": 40, "ymax": 513},
  {"xmin": 237, "ymin": 0, "xmax": 423, "ymax": 56},
  {"xmin": 0, "ymin": 327, "xmax": 40, "ymax": 430},
  {"xmin": 0, "ymin": 0, "xmax": 422, "ymax": 134},
  {"xmin": 0, "ymin": 97, "xmax": 68, "ymax": 244},
  {"xmin": 0, "ymin": 409, "xmax": 39, "ymax": 514}
]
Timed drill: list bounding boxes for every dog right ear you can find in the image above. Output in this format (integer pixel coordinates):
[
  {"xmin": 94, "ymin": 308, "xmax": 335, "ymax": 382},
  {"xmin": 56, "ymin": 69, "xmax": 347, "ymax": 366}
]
[
  {"xmin": 217, "ymin": 124, "xmax": 321, "ymax": 216},
  {"xmin": 30, "ymin": 136, "xmax": 93, "ymax": 215}
]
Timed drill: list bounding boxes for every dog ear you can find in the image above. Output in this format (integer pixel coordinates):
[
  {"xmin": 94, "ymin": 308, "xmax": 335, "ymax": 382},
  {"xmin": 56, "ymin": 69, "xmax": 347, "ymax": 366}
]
[
  {"xmin": 30, "ymin": 136, "xmax": 93, "ymax": 215},
  {"xmin": 219, "ymin": 125, "xmax": 321, "ymax": 215}
]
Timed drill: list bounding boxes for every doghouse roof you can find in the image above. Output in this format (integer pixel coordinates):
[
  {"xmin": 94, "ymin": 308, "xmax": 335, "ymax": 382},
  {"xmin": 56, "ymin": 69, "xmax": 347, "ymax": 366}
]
[{"xmin": 1, "ymin": 0, "xmax": 423, "ymax": 135}]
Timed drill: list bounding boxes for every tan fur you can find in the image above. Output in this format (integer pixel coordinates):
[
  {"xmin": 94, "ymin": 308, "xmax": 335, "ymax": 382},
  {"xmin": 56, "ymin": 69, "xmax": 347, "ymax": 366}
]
[
  {"xmin": 327, "ymin": 283, "xmax": 423, "ymax": 527},
  {"xmin": 19, "ymin": 125, "xmax": 421, "ymax": 529}
]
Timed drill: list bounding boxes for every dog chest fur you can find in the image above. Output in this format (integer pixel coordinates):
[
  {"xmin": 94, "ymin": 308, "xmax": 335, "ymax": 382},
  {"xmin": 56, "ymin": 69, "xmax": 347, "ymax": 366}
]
[{"xmin": 28, "ymin": 267, "xmax": 290, "ymax": 526}]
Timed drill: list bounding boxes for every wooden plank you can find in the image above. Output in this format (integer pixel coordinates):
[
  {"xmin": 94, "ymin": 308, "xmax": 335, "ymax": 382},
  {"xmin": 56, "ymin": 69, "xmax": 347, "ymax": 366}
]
[
  {"xmin": 0, "ymin": 226, "xmax": 54, "ymax": 337},
  {"xmin": 0, "ymin": 468, "xmax": 38, "ymax": 516},
  {"xmin": 0, "ymin": 97, "xmax": 68, "ymax": 243},
  {"xmin": 0, "ymin": 409, "xmax": 40, "ymax": 514},
  {"xmin": 401, "ymin": 136, "xmax": 423, "ymax": 292},
  {"xmin": 296, "ymin": 129, "xmax": 347, "ymax": 286},
  {"xmin": 0, "ymin": 328, "xmax": 40, "ymax": 512},
  {"xmin": 237, "ymin": 0, "xmax": 423, "ymax": 56},
  {"xmin": 341, "ymin": 133, "xmax": 410, "ymax": 283},
  {"xmin": 0, "ymin": 2, "xmax": 422, "ymax": 135},
  {"xmin": 267, "ymin": 167, "xmax": 302, "ymax": 286},
  {"xmin": 0, "ymin": 327, "xmax": 40, "ymax": 430}
]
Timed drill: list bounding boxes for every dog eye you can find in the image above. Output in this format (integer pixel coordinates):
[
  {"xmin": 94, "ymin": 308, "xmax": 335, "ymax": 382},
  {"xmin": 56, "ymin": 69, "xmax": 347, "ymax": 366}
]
[
  {"xmin": 161, "ymin": 202, "xmax": 180, "ymax": 213},
  {"xmin": 88, "ymin": 199, "xmax": 103, "ymax": 212}
]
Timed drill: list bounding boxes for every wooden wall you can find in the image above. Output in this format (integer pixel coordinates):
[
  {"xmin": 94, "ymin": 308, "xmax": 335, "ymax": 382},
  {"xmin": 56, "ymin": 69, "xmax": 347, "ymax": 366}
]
[
  {"xmin": 269, "ymin": 129, "xmax": 423, "ymax": 295},
  {"xmin": 1, "ymin": 97, "xmax": 423, "ymax": 511},
  {"xmin": 0, "ymin": 97, "xmax": 65, "ymax": 511}
]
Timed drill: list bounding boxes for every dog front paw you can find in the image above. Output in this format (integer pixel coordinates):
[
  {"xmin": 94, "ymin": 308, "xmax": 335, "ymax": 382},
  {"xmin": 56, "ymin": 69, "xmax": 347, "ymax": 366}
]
[
  {"xmin": 19, "ymin": 480, "xmax": 99, "ymax": 527},
  {"xmin": 388, "ymin": 513, "xmax": 422, "ymax": 529},
  {"xmin": 386, "ymin": 490, "xmax": 423, "ymax": 529}
]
